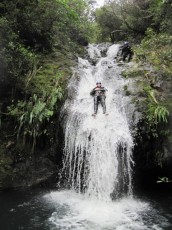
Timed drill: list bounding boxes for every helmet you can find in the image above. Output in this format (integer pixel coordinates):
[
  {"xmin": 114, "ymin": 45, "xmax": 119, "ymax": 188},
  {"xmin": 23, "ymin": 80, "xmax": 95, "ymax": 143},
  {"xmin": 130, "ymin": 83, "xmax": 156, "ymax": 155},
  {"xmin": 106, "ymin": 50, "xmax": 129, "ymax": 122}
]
[
  {"xmin": 124, "ymin": 41, "xmax": 129, "ymax": 45},
  {"xmin": 96, "ymin": 81, "xmax": 101, "ymax": 84}
]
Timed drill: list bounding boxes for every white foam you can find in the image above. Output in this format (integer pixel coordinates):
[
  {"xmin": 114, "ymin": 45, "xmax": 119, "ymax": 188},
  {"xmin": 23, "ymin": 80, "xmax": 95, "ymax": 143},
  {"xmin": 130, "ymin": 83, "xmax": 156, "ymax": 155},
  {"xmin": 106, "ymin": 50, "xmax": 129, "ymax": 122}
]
[{"xmin": 44, "ymin": 190, "xmax": 152, "ymax": 230}]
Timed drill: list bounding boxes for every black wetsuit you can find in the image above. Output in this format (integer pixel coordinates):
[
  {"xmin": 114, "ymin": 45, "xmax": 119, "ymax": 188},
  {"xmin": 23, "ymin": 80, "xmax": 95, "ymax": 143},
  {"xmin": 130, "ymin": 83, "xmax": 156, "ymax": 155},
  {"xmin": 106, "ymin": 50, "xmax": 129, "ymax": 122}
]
[
  {"xmin": 118, "ymin": 44, "xmax": 133, "ymax": 61},
  {"xmin": 90, "ymin": 87, "xmax": 107, "ymax": 114},
  {"xmin": 121, "ymin": 44, "xmax": 133, "ymax": 61}
]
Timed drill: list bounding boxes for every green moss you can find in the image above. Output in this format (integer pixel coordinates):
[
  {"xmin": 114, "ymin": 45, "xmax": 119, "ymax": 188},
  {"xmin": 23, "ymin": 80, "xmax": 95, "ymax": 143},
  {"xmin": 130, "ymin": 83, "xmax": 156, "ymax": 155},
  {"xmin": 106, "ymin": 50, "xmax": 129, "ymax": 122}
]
[
  {"xmin": 123, "ymin": 85, "xmax": 131, "ymax": 96},
  {"xmin": 121, "ymin": 70, "xmax": 128, "ymax": 78},
  {"xmin": 121, "ymin": 67, "xmax": 149, "ymax": 79},
  {"xmin": 164, "ymin": 98, "xmax": 172, "ymax": 113},
  {"xmin": 135, "ymin": 30, "xmax": 172, "ymax": 76},
  {"xmin": 25, "ymin": 51, "xmax": 74, "ymax": 97}
]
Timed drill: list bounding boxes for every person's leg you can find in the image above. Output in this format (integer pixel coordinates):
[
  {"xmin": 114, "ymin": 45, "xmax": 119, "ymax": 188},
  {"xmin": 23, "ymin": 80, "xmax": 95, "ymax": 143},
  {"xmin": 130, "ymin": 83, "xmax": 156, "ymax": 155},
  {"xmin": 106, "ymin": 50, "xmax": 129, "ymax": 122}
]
[
  {"xmin": 122, "ymin": 52, "xmax": 127, "ymax": 61},
  {"xmin": 100, "ymin": 96, "xmax": 106, "ymax": 114},
  {"xmin": 94, "ymin": 96, "xmax": 98, "ymax": 114},
  {"xmin": 128, "ymin": 52, "xmax": 132, "ymax": 61}
]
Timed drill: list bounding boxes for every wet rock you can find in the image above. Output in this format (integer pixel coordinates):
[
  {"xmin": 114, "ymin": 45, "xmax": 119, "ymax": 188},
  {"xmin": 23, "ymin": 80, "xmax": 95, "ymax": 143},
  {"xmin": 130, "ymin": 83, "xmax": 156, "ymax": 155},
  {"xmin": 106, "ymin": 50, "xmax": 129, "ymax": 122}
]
[{"xmin": 122, "ymin": 63, "xmax": 172, "ymax": 189}]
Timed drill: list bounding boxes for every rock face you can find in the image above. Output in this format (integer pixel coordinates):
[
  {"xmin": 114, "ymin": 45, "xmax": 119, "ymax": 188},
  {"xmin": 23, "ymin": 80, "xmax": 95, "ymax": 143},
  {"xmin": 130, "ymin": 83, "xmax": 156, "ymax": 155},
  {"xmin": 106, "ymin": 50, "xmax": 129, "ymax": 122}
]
[
  {"xmin": 0, "ymin": 49, "xmax": 76, "ymax": 190},
  {"xmin": 0, "ymin": 119, "xmax": 64, "ymax": 190},
  {"xmin": 121, "ymin": 63, "xmax": 172, "ymax": 190}
]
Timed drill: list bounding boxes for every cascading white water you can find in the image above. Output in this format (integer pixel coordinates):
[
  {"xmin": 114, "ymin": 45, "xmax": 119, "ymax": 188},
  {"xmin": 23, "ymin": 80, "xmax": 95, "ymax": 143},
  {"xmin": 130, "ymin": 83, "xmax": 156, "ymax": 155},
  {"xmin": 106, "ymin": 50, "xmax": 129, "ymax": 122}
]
[
  {"xmin": 43, "ymin": 44, "xmax": 172, "ymax": 230},
  {"xmin": 61, "ymin": 44, "xmax": 134, "ymax": 201}
]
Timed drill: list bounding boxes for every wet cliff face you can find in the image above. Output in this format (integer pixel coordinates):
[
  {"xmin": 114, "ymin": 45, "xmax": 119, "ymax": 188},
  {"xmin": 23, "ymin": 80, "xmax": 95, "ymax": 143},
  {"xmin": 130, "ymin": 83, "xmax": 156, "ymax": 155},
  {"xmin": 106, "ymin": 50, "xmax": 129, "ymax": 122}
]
[
  {"xmin": 0, "ymin": 115, "xmax": 64, "ymax": 190},
  {"xmin": 122, "ymin": 63, "xmax": 172, "ymax": 190}
]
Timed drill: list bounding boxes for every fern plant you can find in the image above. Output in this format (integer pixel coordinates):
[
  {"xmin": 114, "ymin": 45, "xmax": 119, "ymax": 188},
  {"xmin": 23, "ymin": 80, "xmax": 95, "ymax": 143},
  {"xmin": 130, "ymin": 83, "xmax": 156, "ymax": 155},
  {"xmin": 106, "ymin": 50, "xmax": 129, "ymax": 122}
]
[
  {"xmin": 147, "ymin": 104, "xmax": 169, "ymax": 124},
  {"xmin": 144, "ymin": 86, "xmax": 169, "ymax": 124},
  {"xmin": 8, "ymin": 87, "xmax": 63, "ymax": 151}
]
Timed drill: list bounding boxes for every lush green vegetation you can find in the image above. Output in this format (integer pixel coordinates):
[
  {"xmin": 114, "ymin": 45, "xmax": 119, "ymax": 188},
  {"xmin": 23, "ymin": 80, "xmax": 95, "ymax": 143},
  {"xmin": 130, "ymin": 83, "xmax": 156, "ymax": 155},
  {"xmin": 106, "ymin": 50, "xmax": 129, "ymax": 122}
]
[
  {"xmin": 0, "ymin": 0, "xmax": 95, "ymax": 187},
  {"xmin": 135, "ymin": 29, "xmax": 172, "ymax": 75},
  {"xmin": 0, "ymin": 0, "xmax": 93, "ymax": 150},
  {"xmin": 95, "ymin": 0, "xmax": 172, "ymax": 42},
  {"xmin": 0, "ymin": 0, "xmax": 172, "ymax": 188}
]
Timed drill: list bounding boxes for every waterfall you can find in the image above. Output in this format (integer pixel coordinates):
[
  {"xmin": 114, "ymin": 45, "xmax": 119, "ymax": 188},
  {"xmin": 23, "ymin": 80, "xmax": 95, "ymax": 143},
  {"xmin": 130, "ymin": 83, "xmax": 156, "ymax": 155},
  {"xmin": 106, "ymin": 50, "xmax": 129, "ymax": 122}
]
[
  {"xmin": 43, "ymin": 44, "xmax": 171, "ymax": 230},
  {"xmin": 61, "ymin": 44, "xmax": 134, "ymax": 201}
]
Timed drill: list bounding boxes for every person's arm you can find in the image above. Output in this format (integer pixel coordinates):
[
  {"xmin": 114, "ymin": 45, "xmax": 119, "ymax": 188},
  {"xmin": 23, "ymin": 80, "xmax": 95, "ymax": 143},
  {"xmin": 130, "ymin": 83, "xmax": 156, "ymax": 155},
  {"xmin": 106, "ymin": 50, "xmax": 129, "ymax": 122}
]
[
  {"xmin": 90, "ymin": 88, "xmax": 95, "ymax": 96},
  {"xmin": 101, "ymin": 87, "xmax": 108, "ymax": 91}
]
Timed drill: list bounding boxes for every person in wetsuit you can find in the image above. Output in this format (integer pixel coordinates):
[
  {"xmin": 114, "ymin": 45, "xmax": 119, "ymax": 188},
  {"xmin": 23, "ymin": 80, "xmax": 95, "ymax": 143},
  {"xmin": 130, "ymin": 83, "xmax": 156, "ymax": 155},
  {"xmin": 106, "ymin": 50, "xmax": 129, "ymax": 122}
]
[
  {"xmin": 117, "ymin": 41, "xmax": 133, "ymax": 62},
  {"xmin": 90, "ymin": 82, "xmax": 108, "ymax": 116}
]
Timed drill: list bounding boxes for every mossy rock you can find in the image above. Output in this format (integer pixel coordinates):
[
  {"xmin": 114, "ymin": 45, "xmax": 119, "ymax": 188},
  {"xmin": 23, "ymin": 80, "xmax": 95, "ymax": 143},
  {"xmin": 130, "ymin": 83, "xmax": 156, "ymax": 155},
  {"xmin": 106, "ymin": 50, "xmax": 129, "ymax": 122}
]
[
  {"xmin": 25, "ymin": 51, "xmax": 75, "ymax": 97},
  {"xmin": 122, "ymin": 68, "xmax": 149, "ymax": 79}
]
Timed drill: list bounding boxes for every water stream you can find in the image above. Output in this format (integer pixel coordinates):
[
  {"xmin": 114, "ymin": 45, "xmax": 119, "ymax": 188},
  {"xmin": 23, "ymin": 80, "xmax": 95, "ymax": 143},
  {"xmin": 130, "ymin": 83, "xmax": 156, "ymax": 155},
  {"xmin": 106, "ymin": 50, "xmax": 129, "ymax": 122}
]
[{"xmin": 61, "ymin": 44, "xmax": 134, "ymax": 201}]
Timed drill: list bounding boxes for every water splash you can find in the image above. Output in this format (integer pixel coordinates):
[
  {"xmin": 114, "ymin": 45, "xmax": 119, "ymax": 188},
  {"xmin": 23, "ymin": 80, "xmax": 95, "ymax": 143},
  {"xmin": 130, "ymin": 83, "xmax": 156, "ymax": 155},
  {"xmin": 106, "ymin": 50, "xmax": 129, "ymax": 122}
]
[
  {"xmin": 44, "ymin": 190, "xmax": 171, "ymax": 230},
  {"xmin": 61, "ymin": 44, "xmax": 134, "ymax": 201}
]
